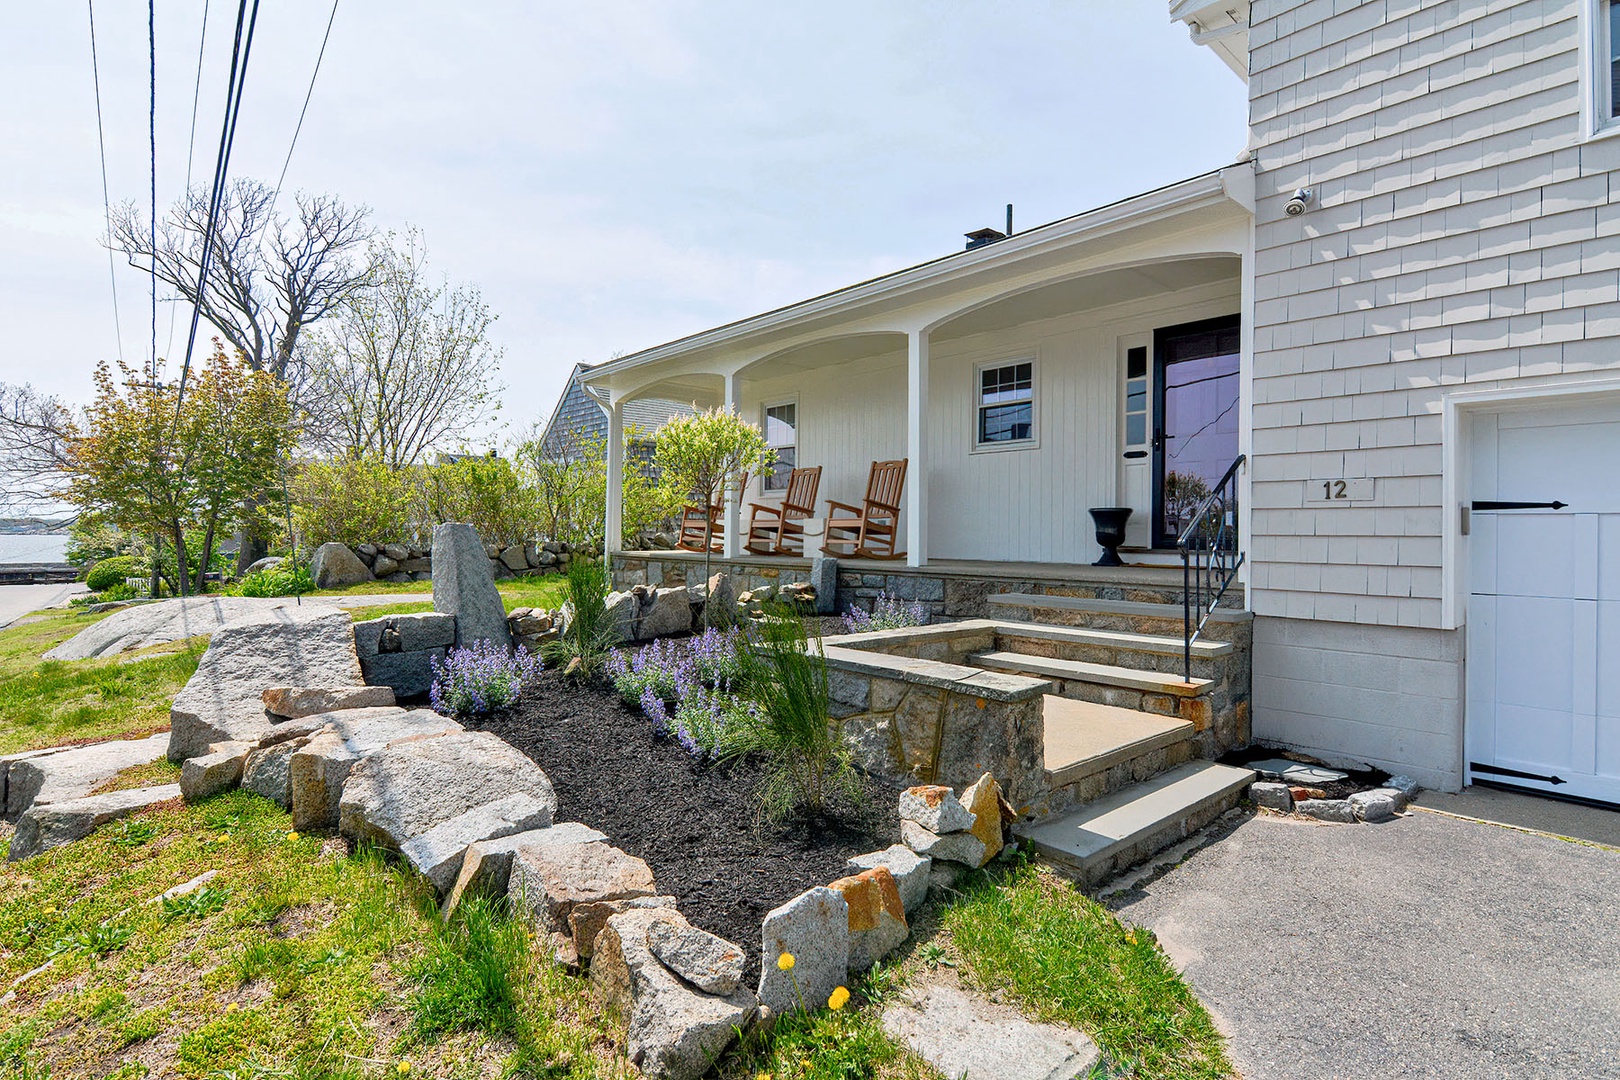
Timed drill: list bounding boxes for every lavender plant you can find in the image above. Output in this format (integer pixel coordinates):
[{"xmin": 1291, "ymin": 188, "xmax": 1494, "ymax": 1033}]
[
  {"xmin": 840, "ymin": 591, "xmax": 930, "ymax": 634},
  {"xmin": 430, "ymin": 640, "xmax": 543, "ymax": 717},
  {"xmin": 608, "ymin": 627, "xmax": 754, "ymax": 758}
]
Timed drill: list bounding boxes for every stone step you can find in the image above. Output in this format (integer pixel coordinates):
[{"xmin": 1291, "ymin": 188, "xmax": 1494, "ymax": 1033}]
[
  {"xmin": 971, "ymin": 651, "xmax": 1212, "ymax": 698},
  {"xmin": 991, "ymin": 619, "xmax": 1229, "ymax": 681},
  {"xmin": 986, "ymin": 592, "xmax": 1252, "ymax": 639},
  {"xmin": 1040, "ymin": 696, "xmax": 1195, "ymax": 791},
  {"xmin": 1015, "ymin": 762, "xmax": 1254, "ymax": 886},
  {"xmin": 992, "ymin": 618, "xmax": 1231, "ymax": 659}
]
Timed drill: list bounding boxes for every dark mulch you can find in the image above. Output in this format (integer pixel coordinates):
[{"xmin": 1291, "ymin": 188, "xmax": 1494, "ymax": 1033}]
[{"xmin": 466, "ymin": 669, "xmax": 901, "ymax": 981}]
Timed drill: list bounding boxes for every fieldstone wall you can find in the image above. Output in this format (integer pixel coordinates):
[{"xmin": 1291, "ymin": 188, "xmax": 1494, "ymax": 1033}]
[{"xmin": 309, "ymin": 539, "xmax": 597, "ymax": 589}]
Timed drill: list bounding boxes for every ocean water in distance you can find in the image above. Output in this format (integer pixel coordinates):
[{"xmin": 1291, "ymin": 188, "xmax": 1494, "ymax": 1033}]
[{"xmin": 0, "ymin": 534, "xmax": 72, "ymax": 564}]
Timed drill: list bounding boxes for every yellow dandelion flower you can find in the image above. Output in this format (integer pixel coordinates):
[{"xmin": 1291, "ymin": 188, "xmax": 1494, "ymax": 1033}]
[
  {"xmin": 217, "ymin": 832, "xmax": 230, "ymax": 843},
  {"xmin": 776, "ymin": 952, "xmax": 795, "ymax": 971},
  {"xmin": 225, "ymin": 1002, "xmax": 239, "ymax": 1013},
  {"xmin": 396, "ymin": 1061, "xmax": 412, "ymax": 1075},
  {"xmin": 286, "ymin": 831, "xmax": 300, "ymax": 842},
  {"xmin": 43, "ymin": 905, "xmax": 57, "ymax": 915},
  {"xmin": 828, "ymin": 985, "xmax": 850, "ymax": 1010},
  {"xmin": 756, "ymin": 1073, "xmax": 772, "ymax": 1080}
]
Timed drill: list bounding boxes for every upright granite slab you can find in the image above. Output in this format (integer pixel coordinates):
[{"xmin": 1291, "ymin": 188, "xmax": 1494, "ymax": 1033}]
[
  {"xmin": 432, "ymin": 523, "xmax": 511, "ymax": 651},
  {"xmin": 168, "ymin": 606, "xmax": 365, "ymax": 762}
]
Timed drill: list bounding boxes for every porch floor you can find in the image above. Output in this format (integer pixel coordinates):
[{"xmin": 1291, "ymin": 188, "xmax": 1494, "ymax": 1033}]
[{"xmin": 616, "ymin": 549, "xmax": 1196, "ymax": 589}]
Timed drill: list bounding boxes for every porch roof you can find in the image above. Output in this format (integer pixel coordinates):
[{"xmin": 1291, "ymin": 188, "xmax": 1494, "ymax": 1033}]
[{"xmin": 581, "ymin": 163, "xmax": 1253, "ymax": 391}]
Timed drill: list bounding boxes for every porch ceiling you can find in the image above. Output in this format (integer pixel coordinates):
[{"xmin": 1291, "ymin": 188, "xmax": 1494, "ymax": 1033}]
[
  {"xmin": 933, "ymin": 255, "xmax": 1239, "ymax": 341},
  {"xmin": 737, "ymin": 331, "xmax": 907, "ymax": 378},
  {"xmin": 621, "ymin": 373, "xmax": 722, "ymax": 410}
]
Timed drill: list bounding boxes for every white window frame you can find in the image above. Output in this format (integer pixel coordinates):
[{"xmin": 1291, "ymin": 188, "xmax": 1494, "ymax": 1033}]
[
  {"xmin": 972, "ymin": 356, "xmax": 1039, "ymax": 453},
  {"xmin": 1582, "ymin": 0, "xmax": 1620, "ymax": 140},
  {"xmin": 761, "ymin": 397, "xmax": 799, "ymax": 492}
]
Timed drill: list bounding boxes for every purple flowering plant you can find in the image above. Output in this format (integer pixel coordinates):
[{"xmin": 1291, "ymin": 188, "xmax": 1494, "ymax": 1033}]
[
  {"xmin": 608, "ymin": 627, "xmax": 755, "ymax": 759},
  {"xmin": 840, "ymin": 591, "xmax": 930, "ymax": 634},
  {"xmin": 430, "ymin": 640, "xmax": 544, "ymax": 717}
]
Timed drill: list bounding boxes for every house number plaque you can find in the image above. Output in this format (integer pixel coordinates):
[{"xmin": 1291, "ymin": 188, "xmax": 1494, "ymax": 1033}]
[{"xmin": 1308, "ymin": 478, "xmax": 1374, "ymax": 502}]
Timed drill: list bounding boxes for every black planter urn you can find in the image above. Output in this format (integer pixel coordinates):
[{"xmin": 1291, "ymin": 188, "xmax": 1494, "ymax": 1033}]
[{"xmin": 1089, "ymin": 507, "xmax": 1133, "ymax": 567}]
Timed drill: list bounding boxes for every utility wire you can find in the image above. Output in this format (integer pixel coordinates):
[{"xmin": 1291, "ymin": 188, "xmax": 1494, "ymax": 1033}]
[
  {"xmin": 166, "ymin": 0, "xmax": 211, "ymax": 362},
  {"xmin": 148, "ymin": 0, "xmax": 157, "ymax": 377},
  {"xmin": 86, "ymin": 0, "xmax": 125, "ymax": 366},
  {"xmin": 175, "ymin": 0, "xmax": 261, "ymax": 413},
  {"xmin": 270, "ymin": 0, "xmax": 339, "ymax": 214}
]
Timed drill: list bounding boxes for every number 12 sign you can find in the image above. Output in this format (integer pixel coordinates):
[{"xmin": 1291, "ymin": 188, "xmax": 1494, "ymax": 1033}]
[{"xmin": 1308, "ymin": 478, "xmax": 1375, "ymax": 503}]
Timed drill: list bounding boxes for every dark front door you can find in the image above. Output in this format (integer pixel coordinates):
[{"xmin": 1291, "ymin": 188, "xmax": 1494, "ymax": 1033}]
[{"xmin": 1153, "ymin": 316, "xmax": 1240, "ymax": 548}]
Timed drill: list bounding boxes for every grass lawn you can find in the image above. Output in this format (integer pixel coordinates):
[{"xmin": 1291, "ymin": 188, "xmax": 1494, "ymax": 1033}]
[
  {"xmin": 316, "ymin": 577, "xmax": 569, "ymax": 620},
  {"xmin": 0, "ymin": 610, "xmax": 201, "ymax": 756},
  {"xmin": 0, "ymin": 599, "xmax": 1232, "ymax": 1080}
]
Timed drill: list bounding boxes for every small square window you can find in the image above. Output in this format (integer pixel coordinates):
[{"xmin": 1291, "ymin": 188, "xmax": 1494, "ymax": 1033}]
[{"xmin": 975, "ymin": 361, "xmax": 1035, "ymax": 447}]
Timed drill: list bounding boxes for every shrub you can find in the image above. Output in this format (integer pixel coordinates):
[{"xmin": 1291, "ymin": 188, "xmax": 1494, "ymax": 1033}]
[
  {"xmin": 237, "ymin": 564, "xmax": 314, "ymax": 598},
  {"xmin": 541, "ymin": 559, "xmax": 615, "ymax": 679},
  {"xmin": 85, "ymin": 556, "xmax": 140, "ymax": 591},
  {"xmin": 421, "ymin": 455, "xmax": 533, "ymax": 549},
  {"xmin": 291, "ymin": 455, "xmax": 422, "ymax": 548},
  {"xmin": 840, "ymin": 591, "xmax": 930, "ymax": 634},
  {"xmin": 731, "ymin": 607, "xmax": 858, "ymax": 820},
  {"xmin": 430, "ymin": 640, "xmax": 543, "ymax": 717},
  {"xmin": 92, "ymin": 582, "xmax": 139, "ymax": 603}
]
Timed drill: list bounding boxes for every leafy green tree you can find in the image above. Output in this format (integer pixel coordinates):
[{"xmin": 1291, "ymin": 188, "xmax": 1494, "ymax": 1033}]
[
  {"xmin": 289, "ymin": 456, "xmax": 423, "ymax": 547},
  {"xmin": 68, "ymin": 345, "xmax": 294, "ymax": 595},
  {"xmin": 653, "ymin": 407, "xmax": 773, "ymax": 588}
]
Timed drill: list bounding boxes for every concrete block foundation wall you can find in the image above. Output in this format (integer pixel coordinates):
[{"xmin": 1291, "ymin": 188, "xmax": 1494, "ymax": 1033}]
[{"xmin": 1252, "ymin": 617, "xmax": 1464, "ymax": 792}]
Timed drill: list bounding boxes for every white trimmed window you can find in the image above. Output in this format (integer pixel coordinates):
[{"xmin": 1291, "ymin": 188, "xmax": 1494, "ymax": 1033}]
[
  {"xmin": 974, "ymin": 359, "xmax": 1036, "ymax": 448},
  {"xmin": 1587, "ymin": 0, "xmax": 1620, "ymax": 134},
  {"xmin": 762, "ymin": 400, "xmax": 797, "ymax": 491}
]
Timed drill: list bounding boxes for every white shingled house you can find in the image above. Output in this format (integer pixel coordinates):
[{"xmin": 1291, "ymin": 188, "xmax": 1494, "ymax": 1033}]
[{"xmin": 582, "ymin": 0, "xmax": 1620, "ymax": 819}]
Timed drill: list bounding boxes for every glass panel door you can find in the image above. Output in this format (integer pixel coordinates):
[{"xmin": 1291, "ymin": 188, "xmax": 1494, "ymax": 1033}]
[{"xmin": 1154, "ymin": 317, "xmax": 1240, "ymax": 548}]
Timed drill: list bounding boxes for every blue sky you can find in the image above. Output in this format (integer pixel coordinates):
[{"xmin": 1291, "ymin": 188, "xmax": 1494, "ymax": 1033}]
[{"xmin": 0, "ymin": 2, "xmax": 1246, "ymax": 444}]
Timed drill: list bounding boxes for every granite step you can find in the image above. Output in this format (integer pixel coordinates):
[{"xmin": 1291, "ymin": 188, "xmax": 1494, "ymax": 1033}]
[
  {"xmin": 971, "ymin": 651, "xmax": 1212, "ymax": 698},
  {"xmin": 1040, "ymin": 696, "xmax": 1195, "ymax": 791},
  {"xmin": 1015, "ymin": 761, "xmax": 1254, "ymax": 886}
]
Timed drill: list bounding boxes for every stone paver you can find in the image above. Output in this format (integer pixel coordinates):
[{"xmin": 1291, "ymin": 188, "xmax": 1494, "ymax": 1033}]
[
  {"xmin": 1110, "ymin": 809, "xmax": 1620, "ymax": 1079},
  {"xmin": 880, "ymin": 983, "xmax": 1102, "ymax": 1080}
]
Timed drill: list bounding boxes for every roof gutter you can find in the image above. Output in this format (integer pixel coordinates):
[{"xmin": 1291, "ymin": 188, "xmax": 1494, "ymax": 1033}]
[{"xmin": 583, "ymin": 165, "xmax": 1245, "ymax": 384}]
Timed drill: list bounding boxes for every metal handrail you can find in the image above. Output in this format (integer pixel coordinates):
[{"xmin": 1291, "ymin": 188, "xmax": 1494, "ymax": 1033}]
[{"xmin": 1177, "ymin": 454, "xmax": 1246, "ymax": 683}]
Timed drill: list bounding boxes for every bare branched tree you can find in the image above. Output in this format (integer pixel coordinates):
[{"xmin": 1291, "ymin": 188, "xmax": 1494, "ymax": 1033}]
[
  {"xmin": 299, "ymin": 230, "xmax": 503, "ymax": 468},
  {"xmin": 109, "ymin": 179, "xmax": 373, "ymax": 380},
  {"xmin": 0, "ymin": 383, "xmax": 77, "ymax": 514}
]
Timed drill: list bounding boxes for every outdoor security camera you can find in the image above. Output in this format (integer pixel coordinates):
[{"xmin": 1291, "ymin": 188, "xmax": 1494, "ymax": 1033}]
[{"xmin": 1284, "ymin": 187, "xmax": 1314, "ymax": 216}]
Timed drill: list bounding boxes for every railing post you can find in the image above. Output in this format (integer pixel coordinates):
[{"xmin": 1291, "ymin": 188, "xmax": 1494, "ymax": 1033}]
[{"xmin": 1183, "ymin": 545, "xmax": 1193, "ymax": 683}]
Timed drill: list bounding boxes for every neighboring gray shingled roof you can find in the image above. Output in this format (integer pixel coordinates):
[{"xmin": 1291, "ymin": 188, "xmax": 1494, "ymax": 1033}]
[{"xmin": 538, "ymin": 363, "xmax": 696, "ymax": 460}]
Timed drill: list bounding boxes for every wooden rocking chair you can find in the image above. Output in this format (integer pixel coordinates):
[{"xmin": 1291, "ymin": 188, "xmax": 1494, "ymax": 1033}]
[
  {"xmin": 675, "ymin": 472, "xmax": 747, "ymax": 553},
  {"xmin": 822, "ymin": 458, "xmax": 907, "ymax": 560},
  {"xmin": 744, "ymin": 465, "xmax": 822, "ymax": 555}
]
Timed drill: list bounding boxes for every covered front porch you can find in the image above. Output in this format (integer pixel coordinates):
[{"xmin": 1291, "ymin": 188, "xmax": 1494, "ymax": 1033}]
[{"xmin": 586, "ymin": 165, "xmax": 1256, "ymax": 574}]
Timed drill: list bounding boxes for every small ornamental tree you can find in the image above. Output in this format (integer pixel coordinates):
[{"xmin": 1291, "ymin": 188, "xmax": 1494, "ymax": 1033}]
[{"xmin": 653, "ymin": 407, "xmax": 774, "ymax": 595}]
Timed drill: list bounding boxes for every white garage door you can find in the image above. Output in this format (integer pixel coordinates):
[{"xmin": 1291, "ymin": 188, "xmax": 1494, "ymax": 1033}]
[{"xmin": 1467, "ymin": 401, "xmax": 1620, "ymax": 807}]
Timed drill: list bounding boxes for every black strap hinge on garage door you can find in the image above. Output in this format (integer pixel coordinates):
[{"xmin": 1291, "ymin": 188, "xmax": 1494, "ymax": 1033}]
[
  {"xmin": 1470, "ymin": 762, "xmax": 1567, "ymax": 785},
  {"xmin": 1470, "ymin": 500, "xmax": 1568, "ymax": 511}
]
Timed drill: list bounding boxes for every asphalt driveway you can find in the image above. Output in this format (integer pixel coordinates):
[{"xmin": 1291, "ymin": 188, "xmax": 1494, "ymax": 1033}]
[{"xmin": 1108, "ymin": 803, "xmax": 1620, "ymax": 1079}]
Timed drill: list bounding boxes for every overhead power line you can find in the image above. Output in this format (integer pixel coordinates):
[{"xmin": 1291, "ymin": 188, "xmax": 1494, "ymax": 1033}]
[
  {"xmin": 148, "ymin": 0, "xmax": 157, "ymax": 377},
  {"xmin": 85, "ymin": 0, "xmax": 126, "ymax": 367},
  {"xmin": 175, "ymin": 0, "xmax": 261, "ymax": 411},
  {"xmin": 166, "ymin": 0, "xmax": 211, "ymax": 362},
  {"xmin": 270, "ymin": 0, "xmax": 340, "ymax": 214}
]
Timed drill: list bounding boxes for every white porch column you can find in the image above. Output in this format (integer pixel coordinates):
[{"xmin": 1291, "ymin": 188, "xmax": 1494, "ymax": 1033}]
[
  {"xmin": 604, "ymin": 396, "xmax": 624, "ymax": 556},
  {"xmin": 905, "ymin": 327, "xmax": 929, "ymax": 567},
  {"xmin": 722, "ymin": 370, "xmax": 743, "ymax": 559}
]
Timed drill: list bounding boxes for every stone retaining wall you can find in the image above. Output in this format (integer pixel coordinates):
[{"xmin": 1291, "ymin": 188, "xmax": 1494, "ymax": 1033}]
[{"xmin": 354, "ymin": 612, "xmax": 457, "ymax": 697}]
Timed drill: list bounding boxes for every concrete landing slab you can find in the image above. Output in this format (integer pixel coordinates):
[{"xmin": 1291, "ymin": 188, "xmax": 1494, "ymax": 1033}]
[
  {"xmin": 1041, "ymin": 696, "xmax": 1193, "ymax": 788},
  {"xmin": 881, "ymin": 982, "xmax": 1103, "ymax": 1080}
]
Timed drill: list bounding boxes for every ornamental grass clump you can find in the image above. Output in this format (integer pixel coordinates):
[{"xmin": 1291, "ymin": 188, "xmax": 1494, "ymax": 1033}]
[
  {"xmin": 540, "ymin": 558, "xmax": 615, "ymax": 679},
  {"xmin": 840, "ymin": 591, "xmax": 929, "ymax": 634},
  {"xmin": 731, "ymin": 606, "xmax": 859, "ymax": 820},
  {"xmin": 430, "ymin": 640, "xmax": 542, "ymax": 717}
]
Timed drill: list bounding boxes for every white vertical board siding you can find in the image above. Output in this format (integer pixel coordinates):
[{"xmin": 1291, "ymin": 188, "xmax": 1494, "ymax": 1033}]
[
  {"xmin": 927, "ymin": 282, "xmax": 1241, "ymax": 562},
  {"xmin": 1249, "ymin": 0, "xmax": 1620, "ymax": 628},
  {"xmin": 741, "ymin": 355, "xmax": 908, "ymax": 517}
]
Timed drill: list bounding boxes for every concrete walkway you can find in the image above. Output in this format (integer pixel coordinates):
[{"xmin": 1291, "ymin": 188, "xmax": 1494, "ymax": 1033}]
[
  {"xmin": 0, "ymin": 583, "xmax": 87, "ymax": 630},
  {"xmin": 1108, "ymin": 804, "xmax": 1620, "ymax": 1079}
]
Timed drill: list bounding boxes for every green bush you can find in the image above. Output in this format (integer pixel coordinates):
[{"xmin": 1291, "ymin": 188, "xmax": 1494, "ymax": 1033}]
[
  {"xmin": 93, "ymin": 582, "xmax": 139, "ymax": 603},
  {"xmin": 237, "ymin": 564, "xmax": 314, "ymax": 597},
  {"xmin": 290, "ymin": 456, "xmax": 422, "ymax": 548},
  {"xmin": 421, "ymin": 455, "xmax": 532, "ymax": 548},
  {"xmin": 85, "ymin": 555, "xmax": 141, "ymax": 591}
]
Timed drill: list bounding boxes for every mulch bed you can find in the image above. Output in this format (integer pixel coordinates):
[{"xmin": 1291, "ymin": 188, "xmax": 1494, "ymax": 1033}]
[{"xmin": 466, "ymin": 669, "xmax": 902, "ymax": 981}]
